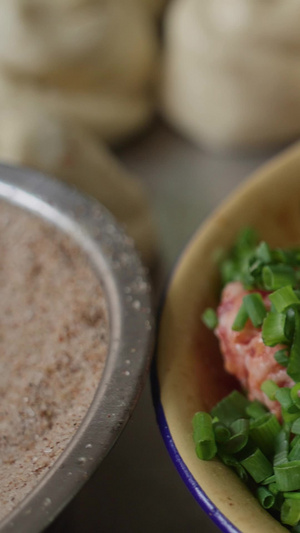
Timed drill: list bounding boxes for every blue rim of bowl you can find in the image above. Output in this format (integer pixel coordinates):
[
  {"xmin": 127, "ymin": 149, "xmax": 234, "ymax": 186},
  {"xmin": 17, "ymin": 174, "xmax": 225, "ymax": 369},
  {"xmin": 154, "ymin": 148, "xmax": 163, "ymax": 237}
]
[
  {"xmin": 151, "ymin": 248, "xmax": 241, "ymax": 533},
  {"xmin": 151, "ymin": 363, "xmax": 240, "ymax": 533}
]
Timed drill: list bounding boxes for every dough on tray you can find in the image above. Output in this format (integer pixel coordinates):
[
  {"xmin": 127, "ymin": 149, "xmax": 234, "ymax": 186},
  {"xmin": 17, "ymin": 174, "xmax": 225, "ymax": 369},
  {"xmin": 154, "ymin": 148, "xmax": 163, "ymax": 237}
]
[{"xmin": 161, "ymin": 0, "xmax": 300, "ymax": 149}]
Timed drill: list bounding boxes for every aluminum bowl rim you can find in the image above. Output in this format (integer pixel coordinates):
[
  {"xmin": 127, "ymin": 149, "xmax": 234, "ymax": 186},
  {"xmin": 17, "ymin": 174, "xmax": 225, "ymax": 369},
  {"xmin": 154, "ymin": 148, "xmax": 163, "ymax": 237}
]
[{"xmin": 0, "ymin": 163, "xmax": 154, "ymax": 533}]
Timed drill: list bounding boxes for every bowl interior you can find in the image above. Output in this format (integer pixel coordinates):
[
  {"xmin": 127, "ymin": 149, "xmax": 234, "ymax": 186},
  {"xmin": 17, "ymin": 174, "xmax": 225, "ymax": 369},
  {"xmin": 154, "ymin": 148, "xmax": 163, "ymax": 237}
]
[{"xmin": 156, "ymin": 142, "xmax": 300, "ymax": 533}]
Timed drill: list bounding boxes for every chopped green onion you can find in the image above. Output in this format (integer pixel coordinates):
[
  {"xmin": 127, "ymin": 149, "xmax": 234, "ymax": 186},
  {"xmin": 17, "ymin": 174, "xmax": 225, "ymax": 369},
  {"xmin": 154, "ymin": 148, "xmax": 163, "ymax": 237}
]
[
  {"xmin": 274, "ymin": 428, "xmax": 290, "ymax": 466},
  {"xmin": 261, "ymin": 474, "xmax": 276, "ymax": 485},
  {"xmin": 274, "ymin": 461, "xmax": 300, "ymax": 491},
  {"xmin": 282, "ymin": 409, "xmax": 300, "ymax": 425},
  {"xmin": 275, "ymin": 388, "xmax": 297, "ymax": 413},
  {"xmin": 202, "ymin": 308, "xmax": 218, "ymax": 330},
  {"xmin": 255, "ymin": 242, "xmax": 272, "ymax": 264},
  {"xmin": 290, "ymin": 437, "xmax": 300, "ymax": 462},
  {"xmin": 236, "ymin": 227, "xmax": 258, "ymax": 252},
  {"xmin": 246, "ymin": 400, "xmax": 268, "ymax": 419},
  {"xmin": 269, "ymin": 286, "xmax": 300, "ymax": 313},
  {"xmin": 261, "ymin": 380, "xmax": 279, "ymax": 401},
  {"xmin": 192, "ymin": 412, "xmax": 217, "ymax": 460},
  {"xmin": 274, "ymin": 349, "xmax": 289, "ymax": 367},
  {"xmin": 288, "ymin": 309, "xmax": 300, "ymax": 381},
  {"xmin": 220, "ymin": 418, "xmax": 249, "ymax": 454},
  {"xmin": 285, "ymin": 307, "xmax": 297, "ymax": 342},
  {"xmin": 220, "ymin": 260, "xmax": 238, "ymax": 286},
  {"xmin": 262, "ymin": 264, "xmax": 297, "ymax": 291},
  {"xmin": 249, "ymin": 413, "xmax": 281, "ymax": 456},
  {"xmin": 272, "ymin": 248, "xmax": 300, "ymax": 266},
  {"xmin": 283, "ymin": 493, "xmax": 300, "ymax": 500},
  {"xmin": 242, "ymin": 293, "xmax": 267, "ymax": 328},
  {"xmin": 281, "ymin": 498, "xmax": 300, "ymax": 526},
  {"xmin": 232, "ymin": 302, "xmax": 248, "ymax": 331},
  {"xmin": 291, "ymin": 435, "xmax": 300, "ymax": 450},
  {"xmin": 291, "ymin": 384, "xmax": 300, "ymax": 410},
  {"xmin": 257, "ymin": 486, "xmax": 275, "ymax": 509},
  {"xmin": 292, "ymin": 419, "xmax": 300, "ymax": 436},
  {"xmin": 262, "ymin": 312, "xmax": 289, "ymax": 346},
  {"xmin": 211, "ymin": 390, "xmax": 250, "ymax": 426},
  {"xmin": 213, "ymin": 421, "xmax": 231, "ymax": 443},
  {"xmin": 268, "ymin": 482, "xmax": 279, "ymax": 495},
  {"xmin": 218, "ymin": 451, "xmax": 248, "ymax": 482},
  {"xmin": 241, "ymin": 448, "xmax": 273, "ymax": 483}
]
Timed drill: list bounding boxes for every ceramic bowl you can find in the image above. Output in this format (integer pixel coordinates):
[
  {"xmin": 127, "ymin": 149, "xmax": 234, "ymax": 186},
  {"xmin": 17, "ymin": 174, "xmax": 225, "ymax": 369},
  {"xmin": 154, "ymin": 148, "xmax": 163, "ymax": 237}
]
[
  {"xmin": 153, "ymin": 142, "xmax": 300, "ymax": 533},
  {"xmin": 0, "ymin": 164, "xmax": 153, "ymax": 533}
]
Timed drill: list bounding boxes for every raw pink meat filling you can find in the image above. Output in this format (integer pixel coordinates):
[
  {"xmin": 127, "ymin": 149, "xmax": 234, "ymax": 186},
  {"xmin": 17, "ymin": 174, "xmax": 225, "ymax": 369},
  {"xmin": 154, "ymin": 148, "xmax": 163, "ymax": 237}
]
[{"xmin": 215, "ymin": 281, "xmax": 294, "ymax": 418}]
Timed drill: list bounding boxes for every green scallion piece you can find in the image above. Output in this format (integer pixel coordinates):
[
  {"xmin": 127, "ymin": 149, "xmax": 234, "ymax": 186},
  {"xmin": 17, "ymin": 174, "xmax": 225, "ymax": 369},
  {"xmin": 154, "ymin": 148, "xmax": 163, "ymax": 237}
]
[
  {"xmin": 262, "ymin": 264, "xmax": 297, "ymax": 291},
  {"xmin": 291, "ymin": 384, "xmax": 300, "ymax": 410},
  {"xmin": 211, "ymin": 390, "xmax": 250, "ymax": 426},
  {"xmin": 289, "ymin": 438, "xmax": 300, "ymax": 462},
  {"xmin": 257, "ymin": 486, "xmax": 275, "ymax": 509},
  {"xmin": 249, "ymin": 413, "xmax": 281, "ymax": 456},
  {"xmin": 274, "ymin": 349, "xmax": 289, "ymax": 367},
  {"xmin": 292, "ymin": 419, "xmax": 300, "ymax": 436},
  {"xmin": 192, "ymin": 412, "xmax": 217, "ymax": 460},
  {"xmin": 262, "ymin": 312, "xmax": 289, "ymax": 347},
  {"xmin": 236, "ymin": 227, "xmax": 258, "ymax": 252},
  {"xmin": 261, "ymin": 380, "xmax": 279, "ymax": 401},
  {"xmin": 274, "ymin": 461, "xmax": 300, "ymax": 491},
  {"xmin": 213, "ymin": 421, "xmax": 231, "ymax": 443},
  {"xmin": 291, "ymin": 435, "xmax": 300, "ymax": 450},
  {"xmin": 246, "ymin": 400, "xmax": 268, "ymax": 419},
  {"xmin": 283, "ymin": 493, "xmax": 300, "ymax": 500},
  {"xmin": 255, "ymin": 241, "xmax": 272, "ymax": 264},
  {"xmin": 274, "ymin": 428, "xmax": 290, "ymax": 466},
  {"xmin": 232, "ymin": 302, "xmax": 248, "ymax": 332},
  {"xmin": 261, "ymin": 474, "xmax": 276, "ymax": 485},
  {"xmin": 269, "ymin": 286, "xmax": 300, "ymax": 313},
  {"xmin": 285, "ymin": 307, "xmax": 297, "ymax": 343},
  {"xmin": 282, "ymin": 409, "xmax": 300, "ymax": 425},
  {"xmin": 220, "ymin": 418, "xmax": 249, "ymax": 454},
  {"xmin": 281, "ymin": 498, "xmax": 300, "ymax": 526},
  {"xmin": 288, "ymin": 309, "xmax": 300, "ymax": 382},
  {"xmin": 241, "ymin": 448, "xmax": 273, "ymax": 483},
  {"xmin": 272, "ymin": 248, "xmax": 300, "ymax": 266},
  {"xmin": 268, "ymin": 482, "xmax": 279, "ymax": 495},
  {"xmin": 218, "ymin": 452, "xmax": 248, "ymax": 482},
  {"xmin": 275, "ymin": 388, "xmax": 297, "ymax": 413},
  {"xmin": 202, "ymin": 308, "xmax": 218, "ymax": 330},
  {"xmin": 243, "ymin": 293, "xmax": 267, "ymax": 328}
]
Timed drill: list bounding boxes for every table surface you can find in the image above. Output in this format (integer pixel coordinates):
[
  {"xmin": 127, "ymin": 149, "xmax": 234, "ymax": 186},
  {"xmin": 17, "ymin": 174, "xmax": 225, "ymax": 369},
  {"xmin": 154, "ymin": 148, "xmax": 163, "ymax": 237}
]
[{"xmin": 48, "ymin": 122, "xmax": 279, "ymax": 533}]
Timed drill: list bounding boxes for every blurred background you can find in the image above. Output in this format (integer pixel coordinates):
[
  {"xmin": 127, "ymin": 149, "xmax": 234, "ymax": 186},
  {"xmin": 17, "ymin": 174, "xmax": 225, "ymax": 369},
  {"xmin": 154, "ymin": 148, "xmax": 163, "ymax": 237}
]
[{"xmin": 2, "ymin": 0, "xmax": 300, "ymax": 531}]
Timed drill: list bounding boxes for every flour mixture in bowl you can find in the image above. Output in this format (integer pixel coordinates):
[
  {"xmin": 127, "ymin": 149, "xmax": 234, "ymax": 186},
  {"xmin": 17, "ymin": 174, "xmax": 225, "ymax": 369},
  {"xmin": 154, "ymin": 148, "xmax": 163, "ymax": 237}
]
[{"xmin": 0, "ymin": 200, "xmax": 109, "ymax": 520}]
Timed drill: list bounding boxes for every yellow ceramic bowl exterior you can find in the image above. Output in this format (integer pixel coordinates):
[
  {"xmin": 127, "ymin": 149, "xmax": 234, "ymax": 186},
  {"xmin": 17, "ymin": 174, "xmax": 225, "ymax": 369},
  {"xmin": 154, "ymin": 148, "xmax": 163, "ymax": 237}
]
[{"xmin": 156, "ymin": 142, "xmax": 300, "ymax": 532}]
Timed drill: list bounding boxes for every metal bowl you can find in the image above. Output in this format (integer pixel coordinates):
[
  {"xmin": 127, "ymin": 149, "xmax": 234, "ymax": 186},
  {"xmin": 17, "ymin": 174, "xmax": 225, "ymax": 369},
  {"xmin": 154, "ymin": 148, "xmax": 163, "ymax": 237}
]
[{"xmin": 0, "ymin": 164, "xmax": 154, "ymax": 533}]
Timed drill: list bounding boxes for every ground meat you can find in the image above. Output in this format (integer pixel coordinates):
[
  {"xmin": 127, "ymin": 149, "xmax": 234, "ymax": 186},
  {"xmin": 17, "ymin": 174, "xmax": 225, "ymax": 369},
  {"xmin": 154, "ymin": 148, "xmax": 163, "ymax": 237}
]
[{"xmin": 215, "ymin": 281, "xmax": 294, "ymax": 418}]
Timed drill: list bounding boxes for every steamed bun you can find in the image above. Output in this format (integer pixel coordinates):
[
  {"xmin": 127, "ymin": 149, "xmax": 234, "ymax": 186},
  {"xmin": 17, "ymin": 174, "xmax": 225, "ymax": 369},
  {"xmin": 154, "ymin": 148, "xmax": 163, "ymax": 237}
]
[
  {"xmin": 162, "ymin": 0, "xmax": 300, "ymax": 149},
  {"xmin": 0, "ymin": 0, "xmax": 159, "ymax": 142}
]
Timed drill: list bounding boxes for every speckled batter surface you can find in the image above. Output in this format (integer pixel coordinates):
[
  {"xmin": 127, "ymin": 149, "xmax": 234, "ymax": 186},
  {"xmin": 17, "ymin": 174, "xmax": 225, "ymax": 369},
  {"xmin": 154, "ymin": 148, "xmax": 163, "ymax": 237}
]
[{"xmin": 0, "ymin": 200, "xmax": 109, "ymax": 520}]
